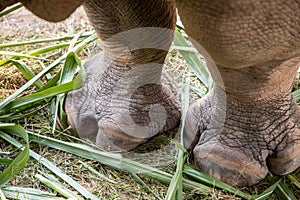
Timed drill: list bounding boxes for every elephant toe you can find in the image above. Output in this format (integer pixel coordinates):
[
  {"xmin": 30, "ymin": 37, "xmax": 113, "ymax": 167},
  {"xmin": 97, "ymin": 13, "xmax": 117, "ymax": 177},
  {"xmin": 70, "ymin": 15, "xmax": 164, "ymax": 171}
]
[
  {"xmin": 268, "ymin": 134, "xmax": 300, "ymax": 175},
  {"xmin": 96, "ymin": 121, "xmax": 147, "ymax": 152},
  {"xmin": 193, "ymin": 142, "xmax": 268, "ymax": 187}
]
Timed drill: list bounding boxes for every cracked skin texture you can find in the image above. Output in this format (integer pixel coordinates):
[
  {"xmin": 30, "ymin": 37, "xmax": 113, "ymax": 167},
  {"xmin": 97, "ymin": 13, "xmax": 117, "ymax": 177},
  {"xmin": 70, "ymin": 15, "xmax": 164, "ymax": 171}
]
[
  {"xmin": 2, "ymin": 0, "xmax": 299, "ymax": 187},
  {"xmin": 177, "ymin": 0, "xmax": 300, "ymax": 186}
]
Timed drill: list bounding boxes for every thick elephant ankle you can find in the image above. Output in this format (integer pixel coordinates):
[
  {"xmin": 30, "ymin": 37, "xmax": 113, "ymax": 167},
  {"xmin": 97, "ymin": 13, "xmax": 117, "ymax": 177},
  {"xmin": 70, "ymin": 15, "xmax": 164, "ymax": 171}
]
[
  {"xmin": 65, "ymin": 53, "xmax": 181, "ymax": 152},
  {"xmin": 184, "ymin": 85, "xmax": 300, "ymax": 187}
]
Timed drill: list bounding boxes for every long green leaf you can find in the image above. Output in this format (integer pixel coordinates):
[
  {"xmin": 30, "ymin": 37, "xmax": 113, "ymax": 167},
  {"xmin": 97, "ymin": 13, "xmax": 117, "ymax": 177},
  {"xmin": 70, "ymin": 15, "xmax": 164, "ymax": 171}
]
[
  {"xmin": 293, "ymin": 89, "xmax": 300, "ymax": 102},
  {"xmin": 0, "ymin": 81, "xmax": 75, "ymax": 113},
  {"xmin": 165, "ymin": 77, "xmax": 190, "ymax": 200},
  {"xmin": 0, "ymin": 51, "xmax": 51, "ymax": 64},
  {"xmin": 183, "ymin": 164, "xmax": 253, "ymax": 199},
  {"xmin": 35, "ymin": 174, "xmax": 79, "ymax": 199},
  {"xmin": 275, "ymin": 181, "xmax": 298, "ymax": 200},
  {"xmin": 0, "ymin": 33, "xmax": 98, "ymax": 110},
  {"xmin": 2, "ymin": 186, "xmax": 58, "ymax": 200},
  {"xmin": 0, "ymin": 124, "xmax": 29, "ymax": 187},
  {"xmin": 0, "ymin": 158, "xmax": 12, "ymax": 165},
  {"xmin": 54, "ymin": 51, "xmax": 81, "ymax": 128},
  {"xmin": 254, "ymin": 179, "xmax": 282, "ymax": 200},
  {"xmin": 287, "ymin": 174, "xmax": 300, "ymax": 189},
  {"xmin": 0, "ymin": 3, "xmax": 23, "ymax": 18},
  {"xmin": 26, "ymin": 131, "xmax": 212, "ymax": 194},
  {"xmin": 11, "ymin": 60, "xmax": 44, "ymax": 89},
  {"xmin": 0, "ymin": 132, "xmax": 99, "ymax": 200},
  {"xmin": 0, "ymin": 43, "xmax": 70, "ymax": 66},
  {"xmin": 173, "ymin": 29, "xmax": 211, "ymax": 89},
  {"xmin": 0, "ymin": 31, "xmax": 94, "ymax": 48}
]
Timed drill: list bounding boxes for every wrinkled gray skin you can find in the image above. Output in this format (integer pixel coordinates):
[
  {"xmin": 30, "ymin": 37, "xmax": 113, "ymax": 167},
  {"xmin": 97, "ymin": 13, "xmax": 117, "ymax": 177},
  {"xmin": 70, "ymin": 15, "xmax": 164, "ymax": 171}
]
[{"xmin": 1, "ymin": 0, "xmax": 299, "ymax": 187}]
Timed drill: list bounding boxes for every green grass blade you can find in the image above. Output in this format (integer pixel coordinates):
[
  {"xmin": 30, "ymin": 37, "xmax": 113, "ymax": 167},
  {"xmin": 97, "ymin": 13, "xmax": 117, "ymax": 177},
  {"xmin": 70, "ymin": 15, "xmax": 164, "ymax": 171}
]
[
  {"xmin": 41, "ymin": 173, "xmax": 82, "ymax": 199},
  {"xmin": 293, "ymin": 89, "xmax": 300, "ymax": 102},
  {"xmin": 131, "ymin": 173, "xmax": 163, "ymax": 200},
  {"xmin": 287, "ymin": 174, "xmax": 300, "ymax": 189},
  {"xmin": 0, "ymin": 42, "xmax": 77, "ymax": 67},
  {"xmin": 190, "ymin": 85, "xmax": 207, "ymax": 98},
  {"xmin": 0, "ymin": 59, "xmax": 61, "ymax": 109},
  {"xmin": 275, "ymin": 181, "xmax": 298, "ymax": 200},
  {"xmin": 11, "ymin": 60, "xmax": 44, "ymax": 89},
  {"xmin": 38, "ymin": 72, "xmax": 61, "ymax": 91},
  {"xmin": 0, "ymin": 51, "xmax": 51, "ymax": 64},
  {"xmin": 0, "ymin": 188, "xmax": 6, "ymax": 200},
  {"xmin": 0, "ymin": 81, "xmax": 75, "ymax": 113},
  {"xmin": 0, "ymin": 3, "xmax": 23, "ymax": 18},
  {"xmin": 0, "ymin": 124, "xmax": 29, "ymax": 187},
  {"xmin": 183, "ymin": 164, "xmax": 252, "ymax": 199},
  {"xmin": 165, "ymin": 77, "xmax": 190, "ymax": 200},
  {"xmin": 35, "ymin": 174, "xmax": 79, "ymax": 199},
  {"xmin": 0, "ymin": 132, "xmax": 99, "ymax": 200},
  {"xmin": 0, "ymin": 33, "xmax": 98, "ymax": 110},
  {"xmin": 173, "ymin": 29, "xmax": 211, "ymax": 88},
  {"xmin": 0, "ymin": 31, "xmax": 94, "ymax": 48},
  {"xmin": 54, "ymin": 51, "xmax": 81, "ymax": 128},
  {"xmin": 59, "ymin": 52, "xmax": 81, "ymax": 85},
  {"xmin": 79, "ymin": 161, "xmax": 118, "ymax": 184},
  {"xmin": 0, "ymin": 158, "xmax": 12, "ymax": 165},
  {"xmin": 253, "ymin": 179, "xmax": 282, "ymax": 200},
  {"xmin": 1, "ymin": 186, "xmax": 59, "ymax": 200},
  {"xmin": 26, "ymin": 43, "xmax": 71, "ymax": 56},
  {"xmin": 27, "ymin": 131, "xmax": 212, "ymax": 194}
]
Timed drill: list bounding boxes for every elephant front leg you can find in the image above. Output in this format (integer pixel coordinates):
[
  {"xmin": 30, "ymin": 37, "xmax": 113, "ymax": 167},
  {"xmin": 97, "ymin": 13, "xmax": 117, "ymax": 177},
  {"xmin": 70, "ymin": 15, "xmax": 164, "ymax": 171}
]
[
  {"xmin": 65, "ymin": 0, "xmax": 181, "ymax": 151},
  {"xmin": 176, "ymin": 0, "xmax": 300, "ymax": 186},
  {"xmin": 184, "ymin": 61, "xmax": 300, "ymax": 186}
]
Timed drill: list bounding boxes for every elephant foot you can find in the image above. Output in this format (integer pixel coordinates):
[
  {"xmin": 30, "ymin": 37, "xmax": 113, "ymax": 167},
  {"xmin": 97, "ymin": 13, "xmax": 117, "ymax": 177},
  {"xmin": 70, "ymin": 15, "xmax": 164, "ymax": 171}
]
[
  {"xmin": 184, "ymin": 87, "xmax": 300, "ymax": 186},
  {"xmin": 65, "ymin": 53, "xmax": 181, "ymax": 152}
]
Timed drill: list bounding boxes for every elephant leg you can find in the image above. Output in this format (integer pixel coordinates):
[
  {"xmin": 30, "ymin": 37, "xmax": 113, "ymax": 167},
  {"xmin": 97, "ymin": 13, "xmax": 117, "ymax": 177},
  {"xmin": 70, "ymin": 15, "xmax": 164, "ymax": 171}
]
[
  {"xmin": 177, "ymin": 0, "xmax": 300, "ymax": 186},
  {"xmin": 65, "ymin": 0, "xmax": 181, "ymax": 151}
]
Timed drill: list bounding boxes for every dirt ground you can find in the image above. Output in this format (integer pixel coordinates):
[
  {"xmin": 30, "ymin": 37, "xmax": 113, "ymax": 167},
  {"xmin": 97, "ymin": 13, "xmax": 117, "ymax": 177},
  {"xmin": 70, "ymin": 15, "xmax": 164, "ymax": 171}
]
[{"xmin": 0, "ymin": 6, "xmax": 89, "ymax": 39}]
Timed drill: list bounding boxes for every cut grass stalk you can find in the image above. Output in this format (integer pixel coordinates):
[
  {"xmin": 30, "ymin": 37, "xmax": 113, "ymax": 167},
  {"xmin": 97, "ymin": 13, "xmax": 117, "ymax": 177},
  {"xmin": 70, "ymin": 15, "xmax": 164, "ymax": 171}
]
[
  {"xmin": 0, "ymin": 42, "xmax": 81, "ymax": 67},
  {"xmin": 0, "ymin": 124, "xmax": 29, "ymax": 187},
  {"xmin": 0, "ymin": 188, "xmax": 7, "ymax": 200},
  {"xmin": 0, "ymin": 31, "xmax": 95, "ymax": 48},
  {"xmin": 292, "ymin": 88, "xmax": 300, "ymax": 102},
  {"xmin": 183, "ymin": 165, "xmax": 285, "ymax": 200},
  {"xmin": 131, "ymin": 173, "xmax": 163, "ymax": 200},
  {"xmin": 0, "ymin": 80, "xmax": 75, "ymax": 113},
  {"xmin": 0, "ymin": 3, "xmax": 23, "ymax": 18},
  {"xmin": 26, "ymin": 131, "xmax": 213, "ymax": 194},
  {"xmin": 0, "ymin": 51, "xmax": 51, "ymax": 63},
  {"xmin": 10, "ymin": 60, "xmax": 44, "ymax": 89},
  {"xmin": 0, "ymin": 132, "xmax": 99, "ymax": 200},
  {"xmin": 1, "ymin": 186, "xmax": 60, "ymax": 200},
  {"xmin": 174, "ymin": 29, "xmax": 211, "ymax": 89},
  {"xmin": 275, "ymin": 181, "xmax": 298, "ymax": 200},
  {"xmin": 287, "ymin": 174, "xmax": 300, "ymax": 189},
  {"xmin": 0, "ymin": 33, "xmax": 98, "ymax": 110},
  {"xmin": 52, "ymin": 51, "xmax": 82, "ymax": 131},
  {"xmin": 165, "ymin": 77, "xmax": 190, "ymax": 200},
  {"xmin": 0, "ymin": 158, "xmax": 12, "ymax": 165},
  {"xmin": 42, "ymin": 173, "xmax": 81, "ymax": 199},
  {"xmin": 28, "ymin": 131, "xmax": 286, "ymax": 199},
  {"xmin": 35, "ymin": 174, "xmax": 79, "ymax": 199},
  {"xmin": 79, "ymin": 161, "xmax": 118, "ymax": 184},
  {"xmin": 268, "ymin": 173, "xmax": 298, "ymax": 200}
]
